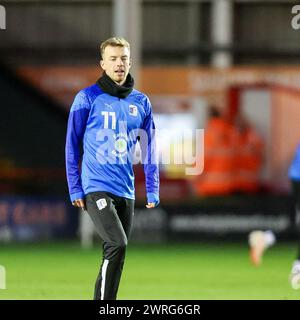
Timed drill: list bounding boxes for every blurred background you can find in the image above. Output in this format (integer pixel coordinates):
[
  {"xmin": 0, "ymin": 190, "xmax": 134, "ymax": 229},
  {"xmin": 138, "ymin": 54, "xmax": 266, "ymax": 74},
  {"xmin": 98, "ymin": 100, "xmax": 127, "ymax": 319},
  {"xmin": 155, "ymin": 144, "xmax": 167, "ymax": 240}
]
[{"xmin": 0, "ymin": 0, "xmax": 300, "ymax": 247}]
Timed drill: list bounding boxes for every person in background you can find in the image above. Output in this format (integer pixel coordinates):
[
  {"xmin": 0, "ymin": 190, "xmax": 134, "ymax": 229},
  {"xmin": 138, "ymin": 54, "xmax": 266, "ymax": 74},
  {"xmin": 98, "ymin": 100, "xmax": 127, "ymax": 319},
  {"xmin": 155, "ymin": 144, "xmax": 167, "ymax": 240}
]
[
  {"xmin": 288, "ymin": 144, "xmax": 300, "ymax": 289},
  {"xmin": 194, "ymin": 105, "xmax": 235, "ymax": 196},
  {"xmin": 234, "ymin": 113, "xmax": 264, "ymax": 194},
  {"xmin": 248, "ymin": 144, "xmax": 300, "ymax": 290}
]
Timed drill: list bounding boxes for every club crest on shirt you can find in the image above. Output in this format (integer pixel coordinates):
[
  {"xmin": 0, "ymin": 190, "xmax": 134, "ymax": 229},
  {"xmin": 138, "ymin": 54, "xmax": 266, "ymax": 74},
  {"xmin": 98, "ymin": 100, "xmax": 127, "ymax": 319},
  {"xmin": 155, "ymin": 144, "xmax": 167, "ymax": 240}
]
[{"xmin": 129, "ymin": 105, "xmax": 138, "ymax": 116}]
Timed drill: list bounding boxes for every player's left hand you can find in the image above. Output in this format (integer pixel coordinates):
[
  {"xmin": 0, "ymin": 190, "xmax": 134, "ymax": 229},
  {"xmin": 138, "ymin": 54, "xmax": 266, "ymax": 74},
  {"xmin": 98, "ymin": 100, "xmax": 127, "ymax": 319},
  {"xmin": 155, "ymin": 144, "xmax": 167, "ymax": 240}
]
[
  {"xmin": 146, "ymin": 202, "xmax": 156, "ymax": 209},
  {"xmin": 146, "ymin": 193, "xmax": 160, "ymax": 209}
]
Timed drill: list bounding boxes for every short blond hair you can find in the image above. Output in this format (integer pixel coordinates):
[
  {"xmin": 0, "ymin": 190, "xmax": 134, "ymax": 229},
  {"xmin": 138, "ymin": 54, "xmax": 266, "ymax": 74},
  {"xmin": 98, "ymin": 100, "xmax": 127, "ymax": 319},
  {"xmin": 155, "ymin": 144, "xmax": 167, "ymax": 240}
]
[{"xmin": 100, "ymin": 37, "xmax": 130, "ymax": 58}]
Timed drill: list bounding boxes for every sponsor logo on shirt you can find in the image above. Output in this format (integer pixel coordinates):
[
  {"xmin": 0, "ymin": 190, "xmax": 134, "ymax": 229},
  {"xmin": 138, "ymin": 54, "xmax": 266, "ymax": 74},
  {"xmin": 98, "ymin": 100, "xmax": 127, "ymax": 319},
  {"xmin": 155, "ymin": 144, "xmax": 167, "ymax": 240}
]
[
  {"xmin": 112, "ymin": 132, "xmax": 128, "ymax": 159},
  {"xmin": 115, "ymin": 137, "xmax": 127, "ymax": 154}
]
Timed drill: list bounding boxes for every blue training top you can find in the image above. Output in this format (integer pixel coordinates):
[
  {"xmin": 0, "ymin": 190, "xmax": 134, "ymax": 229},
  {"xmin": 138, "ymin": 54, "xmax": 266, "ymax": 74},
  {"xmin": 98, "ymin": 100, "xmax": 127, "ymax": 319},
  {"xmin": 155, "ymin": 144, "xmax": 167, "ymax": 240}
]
[
  {"xmin": 65, "ymin": 84, "xmax": 160, "ymax": 204},
  {"xmin": 289, "ymin": 144, "xmax": 300, "ymax": 181}
]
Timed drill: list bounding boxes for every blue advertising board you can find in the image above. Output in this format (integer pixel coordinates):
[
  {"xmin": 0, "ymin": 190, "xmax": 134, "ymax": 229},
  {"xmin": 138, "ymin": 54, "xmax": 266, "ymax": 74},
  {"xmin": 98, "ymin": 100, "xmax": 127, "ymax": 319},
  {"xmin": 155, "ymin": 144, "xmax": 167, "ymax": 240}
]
[{"xmin": 0, "ymin": 196, "xmax": 78, "ymax": 241}]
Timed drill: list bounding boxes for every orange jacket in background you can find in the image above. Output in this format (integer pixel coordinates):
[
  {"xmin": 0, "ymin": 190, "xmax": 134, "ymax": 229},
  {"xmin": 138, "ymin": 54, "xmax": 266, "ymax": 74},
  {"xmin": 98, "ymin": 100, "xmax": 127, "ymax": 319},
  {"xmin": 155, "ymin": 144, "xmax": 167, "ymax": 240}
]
[
  {"xmin": 234, "ymin": 127, "xmax": 263, "ymax": 193},
  {"xmin": 194, "ymin": 117, "xmax": 236, "ymax": 196}
]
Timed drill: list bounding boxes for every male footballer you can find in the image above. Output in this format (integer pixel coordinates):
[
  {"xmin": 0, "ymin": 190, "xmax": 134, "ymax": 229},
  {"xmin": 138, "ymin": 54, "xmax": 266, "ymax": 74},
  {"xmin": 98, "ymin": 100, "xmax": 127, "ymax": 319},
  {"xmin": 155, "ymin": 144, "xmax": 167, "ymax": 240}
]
[{"xmin": 65, "ymin": 37, "xmax": 160, "ymax": 300}]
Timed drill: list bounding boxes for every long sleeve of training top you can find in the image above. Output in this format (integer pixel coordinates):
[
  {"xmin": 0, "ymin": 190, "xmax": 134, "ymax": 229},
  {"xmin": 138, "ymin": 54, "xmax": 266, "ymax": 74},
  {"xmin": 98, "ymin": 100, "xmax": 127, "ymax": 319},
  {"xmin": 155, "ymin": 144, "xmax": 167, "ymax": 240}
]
[
  {"xmin": 140, "ymin": 101, "xmax": 160, "ymax": 204},
  {"xmin": 65, "ymin": 91, "xmax": 90, "ymax": 202},
  {"xmin": 65, "ymin": 84, "xmax": 159, "ymax": 203}
]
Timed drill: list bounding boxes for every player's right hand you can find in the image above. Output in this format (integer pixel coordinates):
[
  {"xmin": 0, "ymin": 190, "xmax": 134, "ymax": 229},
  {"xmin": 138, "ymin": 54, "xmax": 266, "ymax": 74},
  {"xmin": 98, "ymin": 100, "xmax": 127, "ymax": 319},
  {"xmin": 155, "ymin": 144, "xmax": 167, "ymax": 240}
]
[{"xmin": 72, "ymin": 199, "xmax": 86, "ymax": 210}]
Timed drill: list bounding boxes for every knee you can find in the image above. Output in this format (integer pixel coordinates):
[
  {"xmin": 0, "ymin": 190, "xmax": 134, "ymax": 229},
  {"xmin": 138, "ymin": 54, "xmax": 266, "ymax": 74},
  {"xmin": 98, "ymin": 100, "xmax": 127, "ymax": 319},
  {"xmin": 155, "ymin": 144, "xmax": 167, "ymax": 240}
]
[
  {"xmin": 111, "ymin": 237, "xmax": 128, "ymax": 252},
  {"xmin": 110, "ymin": 240, "xmax": 127, "ymax": 261},
  {"xmin": 103, "ymin": 236, "xmax": 128, "ymax": 260},
  {"xmin": 116, "ymin": 239, "xmax": 128, "ymax": 252}
]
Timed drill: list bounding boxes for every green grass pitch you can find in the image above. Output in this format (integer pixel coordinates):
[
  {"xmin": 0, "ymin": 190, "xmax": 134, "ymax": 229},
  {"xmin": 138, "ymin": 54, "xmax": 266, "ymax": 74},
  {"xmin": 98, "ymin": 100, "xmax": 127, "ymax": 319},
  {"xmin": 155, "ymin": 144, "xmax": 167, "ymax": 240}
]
[{"xmin": 0, "ymin": 241, "xmax": 299, "ymax": 300}]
